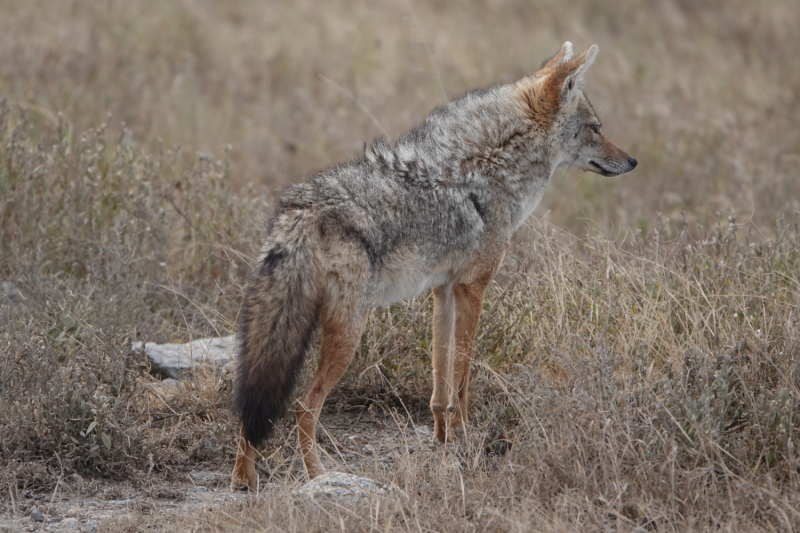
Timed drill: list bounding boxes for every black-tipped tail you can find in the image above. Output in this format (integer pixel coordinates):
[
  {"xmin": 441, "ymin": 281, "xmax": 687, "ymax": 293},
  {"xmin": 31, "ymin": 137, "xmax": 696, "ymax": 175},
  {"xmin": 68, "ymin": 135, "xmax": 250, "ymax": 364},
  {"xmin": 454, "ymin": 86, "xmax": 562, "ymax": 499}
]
[{"xmin": 233, "ymin": 242, "xmax": 321, "ymax": 446}]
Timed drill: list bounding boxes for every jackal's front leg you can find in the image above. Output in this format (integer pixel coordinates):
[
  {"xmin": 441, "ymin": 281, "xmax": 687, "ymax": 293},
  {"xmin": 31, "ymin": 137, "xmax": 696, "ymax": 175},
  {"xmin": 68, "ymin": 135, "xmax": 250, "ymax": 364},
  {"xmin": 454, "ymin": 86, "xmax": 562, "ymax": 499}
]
[
  {"xmin": 447, "ymin": 281, "xmax": 490, "ymax": 430},
  {"xmin": 430, "ymin": 285, "xmax": 457, "ymax": 443}
]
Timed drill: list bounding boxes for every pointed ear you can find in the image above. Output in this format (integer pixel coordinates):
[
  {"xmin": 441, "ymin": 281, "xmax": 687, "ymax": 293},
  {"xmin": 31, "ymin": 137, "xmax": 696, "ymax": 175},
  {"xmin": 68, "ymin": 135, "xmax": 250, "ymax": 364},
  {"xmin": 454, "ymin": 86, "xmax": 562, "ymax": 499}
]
[
  {"xmin": 537, "ymin": 41, "xmax": 574, "ymax": 72},
  {"xmin": 514, "ymin": 44, "xmax": 598, "ymax": 125},
  {"xmin": 548, "ymin": 44, "xmax": 598, "ymax": 108}
]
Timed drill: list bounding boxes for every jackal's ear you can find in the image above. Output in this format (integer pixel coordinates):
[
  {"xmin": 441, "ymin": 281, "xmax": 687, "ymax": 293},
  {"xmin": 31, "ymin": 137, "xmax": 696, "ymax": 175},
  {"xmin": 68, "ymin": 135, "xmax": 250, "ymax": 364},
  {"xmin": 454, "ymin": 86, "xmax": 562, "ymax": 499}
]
[
  {"xmin": 538, "ymin": 41, "xmax": 574, "ymax": 72},
  {"xmin": 514, "ymin": 44, "xmax": 597, "ymax": 125},
  {"xmin": 549, "ymin": 44, "xmax": 598, "ymax": 109}
]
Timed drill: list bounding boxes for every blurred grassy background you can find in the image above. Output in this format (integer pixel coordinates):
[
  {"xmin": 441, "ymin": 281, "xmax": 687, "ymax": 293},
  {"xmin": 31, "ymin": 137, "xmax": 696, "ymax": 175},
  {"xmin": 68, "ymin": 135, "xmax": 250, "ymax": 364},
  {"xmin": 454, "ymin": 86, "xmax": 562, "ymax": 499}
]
[
  {"xmin": 1, "ymin": 0, "xmax": 798, "ymax": 238},
  {"xmin": 3, "ymin": 2, "xmax": 800, "ymax": 530}
]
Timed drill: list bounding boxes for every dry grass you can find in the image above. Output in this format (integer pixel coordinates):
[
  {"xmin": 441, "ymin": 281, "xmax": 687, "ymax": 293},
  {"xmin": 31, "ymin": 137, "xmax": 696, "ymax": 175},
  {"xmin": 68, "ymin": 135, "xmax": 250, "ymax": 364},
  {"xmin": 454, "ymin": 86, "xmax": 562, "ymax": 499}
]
[
  {"xmin": 2, "ymin": 0, "xmax": 800, "ymax": 531},
  {"xmin": 1, "ymin": 0, "xmax": 798, "ymax": 235}
]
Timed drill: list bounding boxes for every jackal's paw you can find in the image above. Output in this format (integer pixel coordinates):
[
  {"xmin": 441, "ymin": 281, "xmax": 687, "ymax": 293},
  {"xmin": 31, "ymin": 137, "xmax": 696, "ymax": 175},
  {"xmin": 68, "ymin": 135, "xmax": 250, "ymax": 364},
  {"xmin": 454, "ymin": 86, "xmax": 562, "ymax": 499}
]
[
  {"xmin": 434, "ymin": 410, "xmax": 468, "ymax": 444},
  {"xmin": 304, "ymin": 463, "xmax": 326, "ymax": 481},
  {"xmin": 230, "ymin": 468, "xmax": 258, "ymax": 491},
  {"xmin": 433, "ymin": 420, "xmax": 460, "ymax": 444}
]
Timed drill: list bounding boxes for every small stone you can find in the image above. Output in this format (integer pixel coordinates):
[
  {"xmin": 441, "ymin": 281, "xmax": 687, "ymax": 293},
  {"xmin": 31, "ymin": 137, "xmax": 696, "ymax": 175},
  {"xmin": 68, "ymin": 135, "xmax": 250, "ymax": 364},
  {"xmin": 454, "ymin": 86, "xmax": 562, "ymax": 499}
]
[
  {"xmin": 415, "ymin": 425, "xmax": 433, "ymax": 438},
  {"xmin": 293, "ymin": 471, "xmax": 405, "ymax": 502},
  {"xmin": 30, "ymin": 507, "xmax": 45, "ymax": 522},
  {"xmin": 85, "ymin": 520, "xmax": 98, "ymax": 533}
]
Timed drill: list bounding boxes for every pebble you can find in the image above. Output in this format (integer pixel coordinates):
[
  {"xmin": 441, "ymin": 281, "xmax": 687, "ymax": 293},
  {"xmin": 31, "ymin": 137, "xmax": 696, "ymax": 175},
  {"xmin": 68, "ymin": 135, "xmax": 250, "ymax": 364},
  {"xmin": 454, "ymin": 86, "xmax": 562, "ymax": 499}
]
[{"xmin": 30, "ymin": 507, "xmax": 45, "ymax": 522}]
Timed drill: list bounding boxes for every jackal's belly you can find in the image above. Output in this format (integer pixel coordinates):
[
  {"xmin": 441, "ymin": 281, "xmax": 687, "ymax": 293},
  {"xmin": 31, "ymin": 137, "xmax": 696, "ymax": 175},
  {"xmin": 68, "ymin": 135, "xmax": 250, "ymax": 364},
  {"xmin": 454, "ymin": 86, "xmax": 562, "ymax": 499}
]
[{"xmin": 372, "ymin": 251, "xmax": 452, "ymax": 307}]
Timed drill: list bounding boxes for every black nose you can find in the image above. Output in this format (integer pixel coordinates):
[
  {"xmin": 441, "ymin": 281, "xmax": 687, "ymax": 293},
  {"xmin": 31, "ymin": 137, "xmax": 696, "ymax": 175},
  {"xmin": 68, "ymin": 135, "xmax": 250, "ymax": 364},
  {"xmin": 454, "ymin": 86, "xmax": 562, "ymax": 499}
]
[{"xmin": 628, "ymin": 157, "xmax": 638, "ymax": 169}]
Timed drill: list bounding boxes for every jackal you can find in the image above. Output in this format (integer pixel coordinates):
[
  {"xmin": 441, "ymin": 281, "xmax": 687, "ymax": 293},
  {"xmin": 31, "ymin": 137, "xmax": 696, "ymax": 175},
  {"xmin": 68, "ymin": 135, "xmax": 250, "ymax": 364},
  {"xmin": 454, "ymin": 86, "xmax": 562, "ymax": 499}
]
[{"xmin": 231, "ymin": 42, "xmax": 637, "ymax": 489}]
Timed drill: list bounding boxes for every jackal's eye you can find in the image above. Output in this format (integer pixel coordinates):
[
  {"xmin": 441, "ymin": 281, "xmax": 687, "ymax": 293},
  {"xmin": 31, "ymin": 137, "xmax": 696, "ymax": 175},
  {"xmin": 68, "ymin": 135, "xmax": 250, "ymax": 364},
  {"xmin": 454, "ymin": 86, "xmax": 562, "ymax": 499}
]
[{"xmin": 589, "ymin": 123, "xmax": 602, "ymax": 133}]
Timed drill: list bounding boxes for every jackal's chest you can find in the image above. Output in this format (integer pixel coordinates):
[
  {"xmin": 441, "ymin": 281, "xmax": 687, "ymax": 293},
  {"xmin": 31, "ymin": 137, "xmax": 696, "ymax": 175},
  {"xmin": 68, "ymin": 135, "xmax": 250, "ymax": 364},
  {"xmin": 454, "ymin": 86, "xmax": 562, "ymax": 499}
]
[{"xmin": 510, "ymin": 180, "xmax": 548, "ymax": 230}]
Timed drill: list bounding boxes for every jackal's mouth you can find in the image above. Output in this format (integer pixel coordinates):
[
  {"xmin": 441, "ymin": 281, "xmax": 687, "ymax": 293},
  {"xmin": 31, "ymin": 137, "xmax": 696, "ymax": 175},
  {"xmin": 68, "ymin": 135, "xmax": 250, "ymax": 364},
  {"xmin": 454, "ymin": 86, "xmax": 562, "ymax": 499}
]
[{"xmin": 588, "ymin": 160, "xmax": 620, "ymax": 177}]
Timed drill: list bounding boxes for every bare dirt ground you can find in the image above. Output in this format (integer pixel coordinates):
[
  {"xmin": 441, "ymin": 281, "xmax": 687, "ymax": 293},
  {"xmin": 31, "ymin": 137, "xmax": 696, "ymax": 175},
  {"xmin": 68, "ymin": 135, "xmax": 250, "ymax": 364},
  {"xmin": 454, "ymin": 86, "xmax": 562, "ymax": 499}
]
[{"xmin": 3, "ymin": 402, "xmax": 443, "ymax": 532}]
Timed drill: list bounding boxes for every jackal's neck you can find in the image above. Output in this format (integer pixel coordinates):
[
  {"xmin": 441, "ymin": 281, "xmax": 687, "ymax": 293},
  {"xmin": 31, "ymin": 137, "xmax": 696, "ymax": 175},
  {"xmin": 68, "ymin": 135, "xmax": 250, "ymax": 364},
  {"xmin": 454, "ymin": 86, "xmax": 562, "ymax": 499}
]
[
  {"xmin": 363, "ymin": 83, "xmax": 558, "ymax": 224},
  {"xmin": 367, "ymin": 86, "xmax": 540, "ymax": 181}
]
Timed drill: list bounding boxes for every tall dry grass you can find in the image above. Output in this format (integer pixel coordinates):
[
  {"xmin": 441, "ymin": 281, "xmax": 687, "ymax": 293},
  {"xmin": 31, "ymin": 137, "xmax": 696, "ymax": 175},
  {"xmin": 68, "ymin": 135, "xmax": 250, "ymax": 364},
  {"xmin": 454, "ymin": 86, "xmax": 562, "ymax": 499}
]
[
  {"xmin": 1, "ymin": 0, "xmax": 798, "ymax": 234},
  {"xmin": 2, "ymin": 0, "xmax": 800, "ymax": 531},
  {"xmin": 2, "ymin": 105, "xmax": 800, "ymax": 530}
]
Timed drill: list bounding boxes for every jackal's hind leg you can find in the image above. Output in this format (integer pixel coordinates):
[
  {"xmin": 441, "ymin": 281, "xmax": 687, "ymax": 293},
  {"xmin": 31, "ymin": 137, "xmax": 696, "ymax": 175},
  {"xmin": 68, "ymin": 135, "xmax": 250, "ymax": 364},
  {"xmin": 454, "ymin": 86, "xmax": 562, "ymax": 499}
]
[
  {"xmin": 231, "ymin": 425, "xmax": 259, "ymax": 491},
  {"xmin": 296, "ymin": 309, "xmax": 368, "ymax": 479}
]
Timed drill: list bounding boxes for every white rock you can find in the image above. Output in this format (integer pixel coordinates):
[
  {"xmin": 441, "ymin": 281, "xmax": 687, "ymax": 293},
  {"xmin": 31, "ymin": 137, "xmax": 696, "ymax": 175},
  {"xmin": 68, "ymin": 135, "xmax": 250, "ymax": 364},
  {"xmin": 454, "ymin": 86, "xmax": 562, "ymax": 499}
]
[
  {"xmin": 132, "ymin": 335, "xmax": 236, "ymax": 379},
  {"xmin": 293, "ymin": 472, "xmax": 401, "ymax": 501}
]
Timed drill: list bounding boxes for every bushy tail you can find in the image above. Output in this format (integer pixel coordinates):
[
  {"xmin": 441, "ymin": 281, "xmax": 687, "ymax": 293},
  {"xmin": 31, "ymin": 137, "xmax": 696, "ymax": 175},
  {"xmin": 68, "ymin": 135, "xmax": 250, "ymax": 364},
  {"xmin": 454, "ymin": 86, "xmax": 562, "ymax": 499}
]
[{"xmin": 233, "ymin": 238, "xmax": 321, "ymax": 446}]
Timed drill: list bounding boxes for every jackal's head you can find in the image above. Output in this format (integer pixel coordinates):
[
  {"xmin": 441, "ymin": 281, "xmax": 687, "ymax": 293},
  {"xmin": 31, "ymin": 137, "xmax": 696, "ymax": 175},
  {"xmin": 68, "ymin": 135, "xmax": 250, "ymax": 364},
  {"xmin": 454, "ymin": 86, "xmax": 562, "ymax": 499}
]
[{"xmin": 515, "ymin": 42, "xmax": 637, "ymax": 177}]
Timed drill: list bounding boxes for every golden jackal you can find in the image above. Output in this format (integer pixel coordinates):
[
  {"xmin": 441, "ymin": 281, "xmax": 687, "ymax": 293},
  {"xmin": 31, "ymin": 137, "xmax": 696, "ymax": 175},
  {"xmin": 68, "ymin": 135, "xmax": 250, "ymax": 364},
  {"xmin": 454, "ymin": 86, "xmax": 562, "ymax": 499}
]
[{"xmin": 231, "ymin": 42, "xmax": 637, "ymax": 490}]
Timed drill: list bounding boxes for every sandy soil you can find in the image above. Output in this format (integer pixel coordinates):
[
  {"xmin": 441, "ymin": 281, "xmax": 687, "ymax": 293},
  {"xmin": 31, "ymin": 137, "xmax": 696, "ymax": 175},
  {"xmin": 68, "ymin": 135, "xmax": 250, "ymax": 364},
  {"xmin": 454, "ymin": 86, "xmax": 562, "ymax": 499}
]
[{"xmin": 1, "ymin": 406, "xmax": 440, "ymax": 532}]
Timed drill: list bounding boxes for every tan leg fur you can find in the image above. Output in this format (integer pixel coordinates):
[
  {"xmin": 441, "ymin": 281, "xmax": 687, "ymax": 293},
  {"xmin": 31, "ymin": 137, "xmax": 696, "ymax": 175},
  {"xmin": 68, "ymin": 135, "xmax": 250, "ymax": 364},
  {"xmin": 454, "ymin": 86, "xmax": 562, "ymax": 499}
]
[
  {"xmin": 430, "ymin": 285, "xmax": 457, "ymax": 442},
  {"xmin": 448, "ymin": 279, "xmax": 491, "ymax": 428},
  {"xmin": 230, "ymin": 426, "xmax": 258, "ymax": 490},
  {"xmin": 430, "ymin": 260, "xmax": 500, "ymax": 443},
  {"xmin": 296, "ymin": 308, "xmax": 368, "ymax": 478}
]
